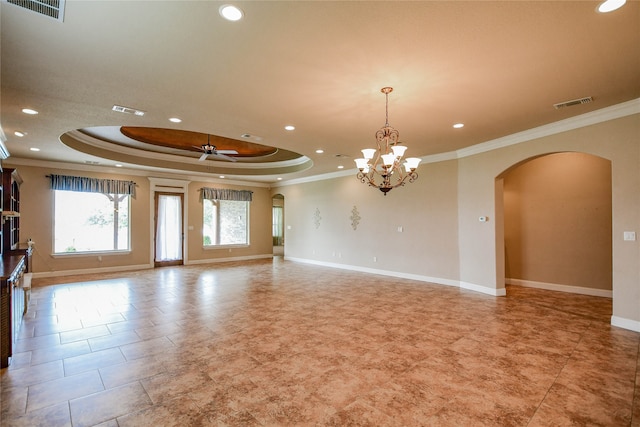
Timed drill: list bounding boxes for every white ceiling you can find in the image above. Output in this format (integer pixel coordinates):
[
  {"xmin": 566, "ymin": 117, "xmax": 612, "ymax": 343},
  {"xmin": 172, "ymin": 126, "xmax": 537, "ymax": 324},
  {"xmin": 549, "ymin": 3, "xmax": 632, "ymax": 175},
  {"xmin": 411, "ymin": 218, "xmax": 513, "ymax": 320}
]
[{"xmin": 1, "ymin": 1, "xmax": 639, "ymax": 183}]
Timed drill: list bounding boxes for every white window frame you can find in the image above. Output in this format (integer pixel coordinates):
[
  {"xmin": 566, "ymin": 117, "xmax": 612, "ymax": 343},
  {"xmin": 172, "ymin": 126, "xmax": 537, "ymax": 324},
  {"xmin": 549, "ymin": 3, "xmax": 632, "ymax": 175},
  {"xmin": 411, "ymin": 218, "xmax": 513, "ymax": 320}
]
[
  {"xmin": 52, "ymin": 190, "xmax": 131, "ymax": 255},
  {"xmin": 202, "ymin": 198, "xmax": 250, "ymax": 248}
]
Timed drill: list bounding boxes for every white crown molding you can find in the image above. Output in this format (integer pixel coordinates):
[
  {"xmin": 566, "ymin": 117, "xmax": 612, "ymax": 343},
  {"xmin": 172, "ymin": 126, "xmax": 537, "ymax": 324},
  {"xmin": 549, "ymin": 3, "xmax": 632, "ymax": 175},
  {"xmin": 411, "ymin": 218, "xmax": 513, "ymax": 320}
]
[
  {"xmin": 3, "ymin": 157, "xmax": 273, "ymax": 188},
  {"xmin": 274, "ymin": 168, "xmax": 355, "ymax": 187},
  {"xmin": 9, "ymin": 98, "xmax": 640, "ymax": 189},
  {"xmin": 274, "ymin": 98, "xmax": 640, "ymax": 188},
  {"xmin": 456, "ymin": 98, "xmax": 640, "ymax": 158}
]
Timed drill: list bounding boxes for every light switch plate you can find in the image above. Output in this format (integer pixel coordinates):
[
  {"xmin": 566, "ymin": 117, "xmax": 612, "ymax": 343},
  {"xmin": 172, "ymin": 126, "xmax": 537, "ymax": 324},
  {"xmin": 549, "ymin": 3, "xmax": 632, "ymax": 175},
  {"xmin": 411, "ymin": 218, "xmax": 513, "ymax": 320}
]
[{"xmin": 623, "ymin": 231, "xmax": 636, "ymax": 241}]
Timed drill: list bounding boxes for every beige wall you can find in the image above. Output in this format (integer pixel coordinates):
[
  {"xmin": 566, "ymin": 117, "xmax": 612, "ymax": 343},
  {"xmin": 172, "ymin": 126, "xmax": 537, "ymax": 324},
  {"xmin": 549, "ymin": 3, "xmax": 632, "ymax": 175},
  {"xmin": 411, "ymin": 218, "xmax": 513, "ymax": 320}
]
[
  {"xmin": 458, "ymin": 113, "xmax": 639, "ymax": 324},
  {"xmin": 502, "ymin": 152, "xmax": 612, "ymax": 290},
  {"xmin": 279, "ymin": 112, "xmax": 640, "ymax": 327},
  {"xmin": 8, "ymin": 165, "xmax": 273, "ymax": 275},
  {"xmin": 277, "ymin": 159, "xmax": 461, "ymax": 284}
]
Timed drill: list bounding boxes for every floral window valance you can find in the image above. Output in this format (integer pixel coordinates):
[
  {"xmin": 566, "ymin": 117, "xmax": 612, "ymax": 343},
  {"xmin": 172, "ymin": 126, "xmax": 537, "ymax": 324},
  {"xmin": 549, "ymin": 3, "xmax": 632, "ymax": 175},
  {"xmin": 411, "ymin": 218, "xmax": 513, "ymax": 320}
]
[
  {"xmin": 49, "ymin": 174, "xmax": 136, "ymax": 196},
  {"xmin": 200, "ymin": 187, "xmax": 253, "ymax": 202}
]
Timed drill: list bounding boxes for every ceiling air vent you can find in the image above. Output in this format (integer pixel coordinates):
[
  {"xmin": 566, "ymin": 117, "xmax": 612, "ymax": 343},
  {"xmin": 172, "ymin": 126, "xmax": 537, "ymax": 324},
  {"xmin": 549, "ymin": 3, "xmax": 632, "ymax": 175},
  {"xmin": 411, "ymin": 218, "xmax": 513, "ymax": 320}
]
[
  {"xmin": 553, "ymin": 96, "xmax": 593, "ymax": 110},
  {"xmin": 112, "ymin": 105, "xmax": 146, "ymax": 116},
  {"xmin": 4, "ymin": 0, "xmax": 66, "ymax": 22}
]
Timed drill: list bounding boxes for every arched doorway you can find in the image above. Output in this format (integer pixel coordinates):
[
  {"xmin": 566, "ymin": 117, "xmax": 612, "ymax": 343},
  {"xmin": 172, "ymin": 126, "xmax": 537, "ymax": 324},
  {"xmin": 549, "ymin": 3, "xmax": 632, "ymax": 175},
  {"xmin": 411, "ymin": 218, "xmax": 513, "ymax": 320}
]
[
  {"xmin": 497, "ymin": 152, "xmax": 612, "ymax": 297},
  {"xmin": 272, "ymin": 194, "xmax": 285, "ymax": 256}
]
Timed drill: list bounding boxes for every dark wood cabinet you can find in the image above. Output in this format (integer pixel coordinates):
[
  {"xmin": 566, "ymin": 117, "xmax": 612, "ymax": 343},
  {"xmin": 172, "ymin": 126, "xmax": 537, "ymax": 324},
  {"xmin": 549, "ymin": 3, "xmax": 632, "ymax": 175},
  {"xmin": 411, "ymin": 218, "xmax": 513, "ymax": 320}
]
[
  {"xmin": 0, "ymin": 255, "xmax": 25, "ymax": 368},
  {"xmin": 2, "ymin": 168, "xmax": 22, "ymax": 253},
  {"xmin": 0, "ymin": 168, "xmax": 26, "ymax": 368}
]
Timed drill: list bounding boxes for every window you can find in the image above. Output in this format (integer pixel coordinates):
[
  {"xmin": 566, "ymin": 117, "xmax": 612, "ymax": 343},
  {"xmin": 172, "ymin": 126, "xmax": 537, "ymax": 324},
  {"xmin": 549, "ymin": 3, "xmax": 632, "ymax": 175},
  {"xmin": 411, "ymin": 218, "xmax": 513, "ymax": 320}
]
[
  {"xmin": 203, "ymin": 199, "xmax": 249, "ymax": 246},
  {"xmin": 272, "ymin": 206, "xmax": 283, "ymax": 246},
  {"xmin": 54, "ymin": 190, "xmax": 130, "ymax": 253}
]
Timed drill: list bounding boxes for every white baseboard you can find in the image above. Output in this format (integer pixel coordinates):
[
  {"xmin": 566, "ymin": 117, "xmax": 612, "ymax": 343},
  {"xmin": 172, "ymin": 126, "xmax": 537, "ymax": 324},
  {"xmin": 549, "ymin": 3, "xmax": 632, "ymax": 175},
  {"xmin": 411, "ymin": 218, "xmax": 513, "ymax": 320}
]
[
  {"xmin": 282, "ymin": 257, "xmax": 516, "ymax": 297},
  {"xmin": 507, "ymin": 278, "xmax": 612, "ymax": 298},
  {"xmin": 32, "ymin": 263, "xmax": 153, "ymax": 279},
  {"xmin": 460, "ymin": 281, "xmax": 507, "ymax": 297},
  {"xmin": 611, "ymin": 316, "xmax": 640, "ymax": 333},
  {"xmin": 32, "ymin": 254, "xmax": 274, "ymax": 278},
  {"xmin": 185, "ymin": 254, "xmax": 273, "ymax": 265},
  {"xmin": 285, "ymin": 256, "xmax": 459, "ymax": 288}
]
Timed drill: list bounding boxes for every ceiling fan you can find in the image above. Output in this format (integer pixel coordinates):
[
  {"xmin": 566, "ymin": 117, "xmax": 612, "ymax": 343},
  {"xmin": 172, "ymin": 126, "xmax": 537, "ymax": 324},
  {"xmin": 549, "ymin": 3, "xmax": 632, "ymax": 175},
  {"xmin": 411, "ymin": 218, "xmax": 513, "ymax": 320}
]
[{"xmin": 196, "ymin": 136, "xmax": 238, "ymax": 162}]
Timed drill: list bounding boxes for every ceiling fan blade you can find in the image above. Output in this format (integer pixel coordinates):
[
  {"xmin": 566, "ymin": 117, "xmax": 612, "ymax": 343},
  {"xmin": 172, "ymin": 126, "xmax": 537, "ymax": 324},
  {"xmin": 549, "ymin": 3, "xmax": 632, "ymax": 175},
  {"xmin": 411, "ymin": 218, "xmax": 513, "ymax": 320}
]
[
  {"xmin": 215, "ymin": 149, "xmax": 239, "ymax": 155},
  {"xmin": 199, "ymin": 153, "xmax": 209, "ymax": 161},
  {"xmin": 211, "ymin": 153, "xmax": 238, "ymax": 162}
]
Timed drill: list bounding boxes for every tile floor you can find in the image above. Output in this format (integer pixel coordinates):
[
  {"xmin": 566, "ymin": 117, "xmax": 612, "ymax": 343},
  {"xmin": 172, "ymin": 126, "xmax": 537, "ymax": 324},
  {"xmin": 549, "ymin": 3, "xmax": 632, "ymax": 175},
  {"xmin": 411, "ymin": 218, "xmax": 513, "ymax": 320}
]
[{"xmin": 1, "ymin": 258, "xmax": 639, "ymax": 426}]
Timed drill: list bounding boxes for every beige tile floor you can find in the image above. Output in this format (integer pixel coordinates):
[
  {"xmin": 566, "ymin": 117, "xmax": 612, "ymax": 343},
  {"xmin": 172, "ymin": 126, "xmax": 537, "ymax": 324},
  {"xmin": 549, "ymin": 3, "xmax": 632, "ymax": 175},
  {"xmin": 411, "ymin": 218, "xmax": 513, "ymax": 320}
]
[{"xmin": 1, "ymin": 258, "xmax": 639, "ymax": 426}]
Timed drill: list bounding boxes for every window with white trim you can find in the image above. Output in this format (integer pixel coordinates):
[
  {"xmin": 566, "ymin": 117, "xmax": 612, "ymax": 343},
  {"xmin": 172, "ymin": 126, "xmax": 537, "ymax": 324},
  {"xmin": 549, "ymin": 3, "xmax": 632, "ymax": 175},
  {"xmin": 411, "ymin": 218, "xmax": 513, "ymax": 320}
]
[
  {"xmin": 54, "ymin": 191, "xmax": 130, "ymax": 253},
  {"xmin": 49, "ymin": 174, "xmax": 135, "ymax": 254},
  {"xmin": 201, "ymin": 187, "xmax": 252, "ymax": 247}
]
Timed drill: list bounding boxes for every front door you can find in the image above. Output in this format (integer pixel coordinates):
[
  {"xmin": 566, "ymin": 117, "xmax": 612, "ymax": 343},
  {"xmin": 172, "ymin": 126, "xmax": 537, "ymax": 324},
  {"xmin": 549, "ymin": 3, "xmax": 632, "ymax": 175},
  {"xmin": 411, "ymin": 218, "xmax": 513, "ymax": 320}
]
[{"xmin": 154, "ymin": 193, "xmax": 184, "ymax": 267}]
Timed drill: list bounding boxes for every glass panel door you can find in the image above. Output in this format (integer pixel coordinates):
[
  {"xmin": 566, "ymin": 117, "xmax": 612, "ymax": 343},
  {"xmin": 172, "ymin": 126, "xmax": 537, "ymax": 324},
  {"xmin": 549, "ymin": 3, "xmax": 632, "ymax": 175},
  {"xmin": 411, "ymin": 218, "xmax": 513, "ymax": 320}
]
[{"xmin": 154, "ymin": 193, "xmax": 183, "ymax": 266}]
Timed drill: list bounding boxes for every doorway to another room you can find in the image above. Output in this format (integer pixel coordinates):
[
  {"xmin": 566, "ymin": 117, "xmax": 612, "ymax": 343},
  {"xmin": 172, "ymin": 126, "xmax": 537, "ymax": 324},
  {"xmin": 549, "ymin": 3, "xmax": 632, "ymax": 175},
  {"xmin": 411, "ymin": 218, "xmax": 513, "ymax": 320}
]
[
  {"xmin": 272, "ymin": 194, "xmax": 284, "ymax": 257},
  {"xmin": 154, "ymin": 193, "xmax": 184, "ymax": 267},
  {"xmin": 498, "ymin": 152, "xmax": 612, "ymax": 303}
]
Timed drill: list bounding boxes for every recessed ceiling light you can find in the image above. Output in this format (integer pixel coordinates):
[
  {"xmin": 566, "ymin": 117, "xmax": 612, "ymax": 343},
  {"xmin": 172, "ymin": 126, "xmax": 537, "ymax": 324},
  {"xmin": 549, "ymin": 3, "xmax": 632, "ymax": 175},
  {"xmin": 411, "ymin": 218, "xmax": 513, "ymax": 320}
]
[
  {"xmin": 315, "ymin": 149, "xmax": 324, "ymax": 154},
  {"xmin": 22, "ymin": 108, "xmax": 38, "ymax": 115},
  {"xmin": 337, "ymin": 165, "xmax": 344, "ymax": 169},
  {"xmin": 219, "ymin": 175, "xmax": 225, "ymax": 179},
  {"xmin": 277, "ymin": 177, "xmax": 283, "ymax": 181},
  {"xmin": 115, "ymin": 164, "xmax": 123, "ymax": 167},
  {"xmin": 219, "ymin": 4, "xmax": 243, "ymax": 21},
  {"xmin": 453, "ymin": 123, "xmax": 464, "ymax": 129},
  {"xmin": 169, "ymin": 117, "xmax": 182, "ymax": 123},
  {"xmin": 14, "ymin": 131, "xmax": 25, "ymax": 137},
  {"xmin": 30, "ymin": 147, "xmax": 40, "ymax": 151},
  {"xmin": 284, "ymin": 125, "xmax": 295, "ymax": 131},
  {"xmin": 597, "ymin": 0, "xmax": 626, "ymax": 13}
]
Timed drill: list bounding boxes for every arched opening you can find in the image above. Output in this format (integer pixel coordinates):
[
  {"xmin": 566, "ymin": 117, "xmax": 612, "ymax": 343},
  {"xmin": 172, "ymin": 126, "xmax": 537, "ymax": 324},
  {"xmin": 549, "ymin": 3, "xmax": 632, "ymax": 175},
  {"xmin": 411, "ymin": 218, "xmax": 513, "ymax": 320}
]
[
  {"xmin": 272, "ymin": 194, "xmax": 285, "ymax": 256},
  {"xmin": 497, "ymin": 152, "xmax": 612, "ymax": 302}
]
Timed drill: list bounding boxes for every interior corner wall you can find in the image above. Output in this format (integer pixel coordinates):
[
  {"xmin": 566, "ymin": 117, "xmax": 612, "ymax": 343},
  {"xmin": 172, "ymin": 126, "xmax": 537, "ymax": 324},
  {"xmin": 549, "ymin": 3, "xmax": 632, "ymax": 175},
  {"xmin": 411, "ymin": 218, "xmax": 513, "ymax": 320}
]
[
  {"xmin": 281, "ymin": 113, "xmax": 638, "ymax": 328},
  {"xmin": 457, "ymin": 113, "xmax": 639, "ymax": 326},
  {"xmin": 278, "ymin": 159, "xmax": 460, "ymax": 284},
  {"xmin": 502, "ymin": 152, "xmax": 612, "ymax": 291}
]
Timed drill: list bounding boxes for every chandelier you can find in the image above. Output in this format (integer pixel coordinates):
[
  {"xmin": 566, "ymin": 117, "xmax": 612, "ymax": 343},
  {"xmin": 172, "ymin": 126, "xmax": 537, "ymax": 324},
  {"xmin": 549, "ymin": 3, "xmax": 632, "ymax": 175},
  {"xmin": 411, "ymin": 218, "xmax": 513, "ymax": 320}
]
[{"xmin": 354, "ymin": 87, "xmax": 421, "ymax": 195}]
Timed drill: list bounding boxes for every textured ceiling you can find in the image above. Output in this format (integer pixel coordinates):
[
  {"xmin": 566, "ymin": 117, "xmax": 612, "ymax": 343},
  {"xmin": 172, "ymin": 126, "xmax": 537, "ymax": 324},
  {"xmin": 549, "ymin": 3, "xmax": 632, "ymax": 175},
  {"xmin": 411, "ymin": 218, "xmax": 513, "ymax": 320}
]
[{"xmin": 1, "ymin": 1, "xmax": 639, "ymax": 183}]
